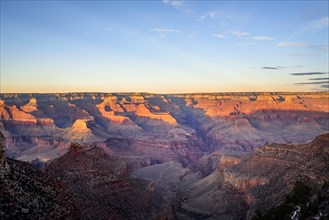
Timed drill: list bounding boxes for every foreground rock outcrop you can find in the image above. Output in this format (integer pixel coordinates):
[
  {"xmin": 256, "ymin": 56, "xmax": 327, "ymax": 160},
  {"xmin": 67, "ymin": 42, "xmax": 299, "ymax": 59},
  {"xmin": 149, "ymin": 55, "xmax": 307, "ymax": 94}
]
[
  {"xmin": 0, "ymin": 132, "xmax": 77, "ymax": 219},
  {"xmin": 46, "ymin": 143, "xmax": 166, "ymax": 220}
]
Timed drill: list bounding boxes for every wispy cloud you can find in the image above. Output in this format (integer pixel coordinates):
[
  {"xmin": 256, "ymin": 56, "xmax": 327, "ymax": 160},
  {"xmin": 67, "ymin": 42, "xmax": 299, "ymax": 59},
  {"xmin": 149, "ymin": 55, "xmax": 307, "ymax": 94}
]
[
  {"xmin": 290, "ymin": 53, "xmax": 321, "ymax": 57},
  {"xmin": 153, "ymin": 28, "xmax": 182, "ymax": 33},
  {"xmin": 294, "ymin": 76, "xmax": 328, "ymax": 91},
  {"xmin": 310, "ymin": 17, "xmax": 329, "ymax": 30},
  {"xmin": 213, "ymin": 34, "xmax": 225, "ymax": 39},
  {"xmin": 252, "ymin": 36, "xmax": 274, "ymax": 41},
  {"xmin": 162, "ymin": 0, "xmax": 191, "ymax": 14},
  {"xmin": 309, "ymin": 77, "xmax": 329, "ymax": 81},
  {"xmin": 231, "ymin": 31, "xmax": 249, "ymax": 36},
  {"xmin": 262, "ymin": 66, "xmax": 280, "ymax": 70},
  {"xmin": 277, "ymin": 41, "xmax": 327, "ymax": 52},
  {"xmin": 295, "ymin": 81, "xmax": 329, "ymax": 85},
  {"xmin": 199, "ymin": 12, "xmax": 216, "ymax": 21},
  {"xmin": 279, "ymin": 17, "xmax": 328, "ymax": 50},
  {"xmin": 307, "ymin": 45, "xmax": 329, "ymax": 52},
  {"xmin": 295, "ymin": 77, "xmax": 329, "ymax": 90},
  {"xmin": 163, "ymin": 0, "xmax": 184, "ymax": 8},
  {"xmin": 262, "ymin": 65, "xmax": 302, "ymax": 70},
  {"xmin": 291, "ymin": 72, "xmax": 328, "ymax": 76},
  {"xmin": 277, "ymin": 41, "xmax": 306, "ymax": 47},
  {"xmin": 310, "ymin": 87, "xmax": 328, "ymax": 91}
]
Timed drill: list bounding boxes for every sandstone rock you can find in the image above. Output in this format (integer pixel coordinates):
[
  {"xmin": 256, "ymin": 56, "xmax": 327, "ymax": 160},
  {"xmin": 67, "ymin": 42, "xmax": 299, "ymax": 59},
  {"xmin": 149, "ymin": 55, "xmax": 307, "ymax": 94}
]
[
  {"xmin": 20, "ymin": 97, "xmax": 38, "ymax": 113},
  {"xmin": 71, "ymin": 119, "xmax": 90, "ymax": 132},
  {"xmin": 59, "ymin": 119, "xmax": 101, "ymax": 143}
]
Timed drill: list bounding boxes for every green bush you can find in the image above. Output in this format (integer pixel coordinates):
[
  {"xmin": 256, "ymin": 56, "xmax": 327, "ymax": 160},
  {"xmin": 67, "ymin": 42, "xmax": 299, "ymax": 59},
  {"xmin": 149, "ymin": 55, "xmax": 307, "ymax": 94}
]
[{"xmin": 287, "ymin": 181, "xmax": 311, "ymax": 205}]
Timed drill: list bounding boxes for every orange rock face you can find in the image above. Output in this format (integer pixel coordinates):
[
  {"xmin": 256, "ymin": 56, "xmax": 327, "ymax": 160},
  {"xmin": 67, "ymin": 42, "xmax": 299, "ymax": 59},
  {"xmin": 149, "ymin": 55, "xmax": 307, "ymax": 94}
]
[
  {"xmin": 3, "ymin": 105, "xmax": 37, "ymax": 123},
  {"xmin": 97, "ymin": 96, "xmax": 125, "ymax": 113},
  {"xmin": 20, "ymin": 98, "xmax": 38, "ymax": 113},
  {"xmin": 96, "ymin": 95, "xmax": 176, "ymax": 124},
  {"xmin": 184, "ymin": 93, "xmax": 329, "ymax": 117},
  {"xmin": 121, "ymin": 102, "xmax": 177, "ymax": 124},
  {"xmin": 71, "ymin": 119, "xmax": 91, "ymax": 133}
]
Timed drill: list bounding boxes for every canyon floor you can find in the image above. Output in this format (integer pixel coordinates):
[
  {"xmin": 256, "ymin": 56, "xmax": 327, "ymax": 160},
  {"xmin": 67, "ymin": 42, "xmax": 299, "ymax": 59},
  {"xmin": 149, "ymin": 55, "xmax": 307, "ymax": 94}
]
[{"xmin": 1, "ymin": 92, "xmax": 328, "ymax": 219}]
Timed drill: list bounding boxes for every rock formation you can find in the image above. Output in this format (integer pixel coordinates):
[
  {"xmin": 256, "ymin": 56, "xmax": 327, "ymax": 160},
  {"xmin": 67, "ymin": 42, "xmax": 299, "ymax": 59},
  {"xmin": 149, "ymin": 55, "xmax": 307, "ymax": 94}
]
[
  {"xmin": 59, "ymin": 119, "xmax": 99, "ymax": 143},
  {"xmin": 20, "ymin": 97, "xmax": 38, "ymax": 113},
  {"xmin": 46, "ymin": 143, "xmax": 165, "ymax": 220},
  {"xmin": 0, "ymin": 132, "xmax": 77, "ymax": 219}
]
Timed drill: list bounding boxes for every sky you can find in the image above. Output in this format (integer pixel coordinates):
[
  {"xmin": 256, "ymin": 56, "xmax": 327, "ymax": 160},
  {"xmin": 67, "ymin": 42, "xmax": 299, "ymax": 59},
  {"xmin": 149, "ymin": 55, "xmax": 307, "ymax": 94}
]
[{"xmin": 1, "ymin": 0, "xmax": 328, "ymax": 93}]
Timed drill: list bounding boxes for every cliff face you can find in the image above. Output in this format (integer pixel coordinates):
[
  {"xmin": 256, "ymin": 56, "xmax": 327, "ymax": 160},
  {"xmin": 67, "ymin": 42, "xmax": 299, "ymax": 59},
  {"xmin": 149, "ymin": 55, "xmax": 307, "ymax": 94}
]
[
  {"xmin": 1, "ymin": 92, "xmax": 328, "ymax": 167},
  {"xmin": 0, "ymin": 132, "xmax": 77, "ymax": 219}
]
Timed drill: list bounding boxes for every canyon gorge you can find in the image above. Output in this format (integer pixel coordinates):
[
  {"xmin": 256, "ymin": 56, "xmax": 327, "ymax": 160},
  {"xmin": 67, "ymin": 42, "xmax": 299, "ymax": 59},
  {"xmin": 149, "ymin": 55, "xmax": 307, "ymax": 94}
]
[{"xmin": 0, "ymin": 92, "xmax": 328, "ymax": 219}]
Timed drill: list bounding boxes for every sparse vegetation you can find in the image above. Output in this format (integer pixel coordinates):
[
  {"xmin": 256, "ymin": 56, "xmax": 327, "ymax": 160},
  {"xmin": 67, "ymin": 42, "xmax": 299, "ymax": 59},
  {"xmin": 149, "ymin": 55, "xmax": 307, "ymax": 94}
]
[{"xmin": 252, "ymin": 181, "xmax": 329, "ymax": 220}]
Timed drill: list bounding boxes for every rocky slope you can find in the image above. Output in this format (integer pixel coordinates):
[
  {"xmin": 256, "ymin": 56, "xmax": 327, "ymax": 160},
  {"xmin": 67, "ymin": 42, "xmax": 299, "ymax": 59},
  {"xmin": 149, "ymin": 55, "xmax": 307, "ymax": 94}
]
[
  {"xmin": 46, "ymin": 142, "xmax": 166, "ymax": 220},
  {"xmin": 0, "ymin": 132, "xmax": 77, "ymax": 220},
  {"xmin": 219, "ymin": 133, "xmax": 329, "ymax": 219}
]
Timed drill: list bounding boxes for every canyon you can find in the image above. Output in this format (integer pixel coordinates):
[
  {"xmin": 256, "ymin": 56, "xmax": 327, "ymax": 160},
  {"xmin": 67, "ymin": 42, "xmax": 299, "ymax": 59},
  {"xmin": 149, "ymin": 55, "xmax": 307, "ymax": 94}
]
[
  {"xmin": 1, "ymin": 92, "xmax": 328, "ymax": 165},
  {"xmin": 0, "ymin": 92, "xmax": 328, "ymax": 219}
]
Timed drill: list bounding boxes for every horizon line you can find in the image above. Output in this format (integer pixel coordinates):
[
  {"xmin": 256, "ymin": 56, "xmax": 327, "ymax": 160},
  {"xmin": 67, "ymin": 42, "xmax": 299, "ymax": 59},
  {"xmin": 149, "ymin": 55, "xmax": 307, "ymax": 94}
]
[{"xmin": 1, "ymin": 91, "xmax": 328, "ymax": 95}]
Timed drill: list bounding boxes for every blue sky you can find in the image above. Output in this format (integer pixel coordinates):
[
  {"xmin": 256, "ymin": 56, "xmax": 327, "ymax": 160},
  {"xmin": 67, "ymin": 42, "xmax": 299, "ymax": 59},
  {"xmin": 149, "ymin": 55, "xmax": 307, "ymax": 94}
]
[{"xmin": 1, "ymin": 0, "xmax": 328, "ymax": 93}]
